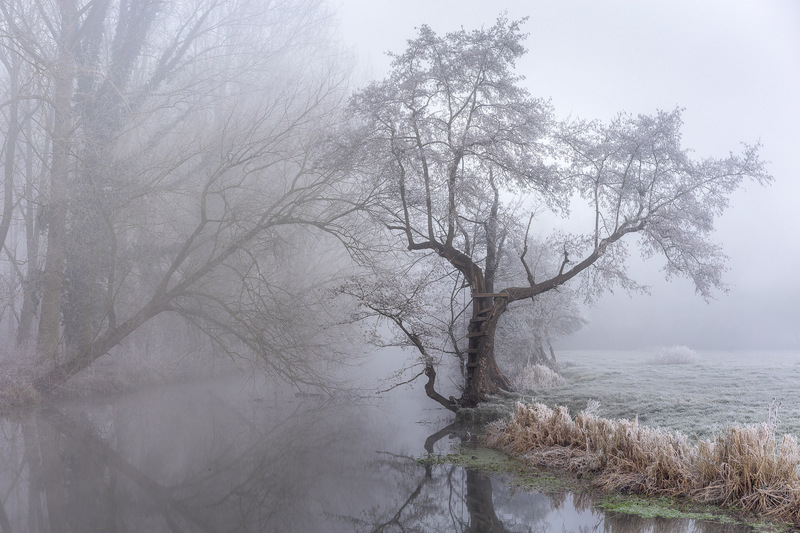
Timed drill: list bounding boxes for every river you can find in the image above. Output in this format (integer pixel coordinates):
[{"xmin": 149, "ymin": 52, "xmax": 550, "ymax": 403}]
[{"xmin": 0, "ymin": 374, "xmax": 755, "ymax": 532}]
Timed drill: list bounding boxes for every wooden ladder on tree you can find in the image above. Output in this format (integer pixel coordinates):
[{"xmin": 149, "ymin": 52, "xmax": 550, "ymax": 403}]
[{"xmin": 464, "ymin": 293, "xmax": 506, "ymax": 383}]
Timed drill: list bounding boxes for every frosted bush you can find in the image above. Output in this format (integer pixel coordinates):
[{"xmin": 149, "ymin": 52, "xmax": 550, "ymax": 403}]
[
  {"xmin": 515, "ymin": 364, "xmax": 564, "ymax": 391},
  {"xmin": 650, "ymin": 345, "xmax": 699, "ymax": 365}
]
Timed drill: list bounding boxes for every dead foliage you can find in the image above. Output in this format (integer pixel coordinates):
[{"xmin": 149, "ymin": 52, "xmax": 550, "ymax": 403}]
[{"xmin": 483, "ymin": 402, "xmax": 800, "ymax": 525}]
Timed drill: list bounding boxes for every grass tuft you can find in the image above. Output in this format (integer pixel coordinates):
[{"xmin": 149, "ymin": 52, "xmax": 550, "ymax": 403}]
[{"xmin": 484, "ymin": 401, "xmax": 800, "ymax": 526}]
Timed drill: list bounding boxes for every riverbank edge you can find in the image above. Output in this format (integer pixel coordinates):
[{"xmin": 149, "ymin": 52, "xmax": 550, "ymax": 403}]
[
  {"xmin": 0, "ymin": 359, "xmax": 237, "ymax": 414},
  {"xmin": 418, "ymin": 445, "xmax": 790, "ymax": 532},
  {"xmin": 466, "ymin": 399, "xmax": 800, "ymax": 531}
]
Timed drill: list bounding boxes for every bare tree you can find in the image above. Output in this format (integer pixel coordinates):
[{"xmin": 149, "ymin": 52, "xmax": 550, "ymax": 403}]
[
  {"xmin": 346, "ymin": 18, "xmax": 770, "ymax": 408},
  {"xmin": 0, "ymin": 0, "xmax": 367, "ymax": 394}
]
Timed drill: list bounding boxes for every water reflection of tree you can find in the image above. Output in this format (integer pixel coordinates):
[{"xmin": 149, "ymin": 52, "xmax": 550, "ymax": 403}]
[
  {"xmin": 356, "ymin": 424, "xmax": 752, "ymax": 533},
  {"xmin": 0, "ymin": 383, "xmax": 391, "ymax": 532},
  {"xmin": 0, "ymin": 390, "xmax": 753, "ymax": 533},
  {"xmin": 355, "ymin": 423, "xmax": 540, "ymax": 533}
]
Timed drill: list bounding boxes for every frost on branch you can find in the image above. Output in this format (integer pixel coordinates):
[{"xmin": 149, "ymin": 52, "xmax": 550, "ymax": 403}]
[
  {"xmin": 343, "ymin": 15, "xmax": 771, "ymax": 406},
  {"xmin": 557, "ymin": 108, "xmax": 771, "ymax": 300}
]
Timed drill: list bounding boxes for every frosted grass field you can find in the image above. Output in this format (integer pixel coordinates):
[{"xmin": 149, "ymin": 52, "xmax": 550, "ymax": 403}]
[{"xmin": 524, "ymin": 349, "xmax": 800, "ymax": 440}]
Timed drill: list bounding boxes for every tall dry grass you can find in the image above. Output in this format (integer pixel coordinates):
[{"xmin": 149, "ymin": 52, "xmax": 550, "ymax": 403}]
[{"xmin": 484, "ymin": 402, "xmax": 800, "ymax": 525}]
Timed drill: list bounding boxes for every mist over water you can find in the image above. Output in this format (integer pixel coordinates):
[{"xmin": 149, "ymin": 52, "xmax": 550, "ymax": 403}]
[{"xmin": 0, "ymin": 364, "xmax": 755, "ymax": 532}]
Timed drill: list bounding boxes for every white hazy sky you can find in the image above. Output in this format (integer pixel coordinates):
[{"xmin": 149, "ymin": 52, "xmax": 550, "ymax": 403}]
[{"xmin": 334, "ymin": 0, "xmax": 800, "ymax": 350}]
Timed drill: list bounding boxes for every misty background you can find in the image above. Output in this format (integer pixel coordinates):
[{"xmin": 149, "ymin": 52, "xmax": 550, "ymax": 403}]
[{"xmin": 336, "ymin": 0, "xmax": 800, "ymax": 350}]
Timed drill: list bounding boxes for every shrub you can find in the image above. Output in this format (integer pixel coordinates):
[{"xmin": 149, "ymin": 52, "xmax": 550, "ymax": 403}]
[
  {"xmin": 515, "ymin": 364, "xmax": 564, "ymax": 391},
  {"xmin": 650, "ymin": 345, "xmax": 699, "ymax": 365}
]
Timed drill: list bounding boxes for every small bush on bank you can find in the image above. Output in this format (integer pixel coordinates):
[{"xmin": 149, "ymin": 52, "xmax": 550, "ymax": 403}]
[
  {"xmin": 515, "ymin": 364, "xmax": 564, "ymax": 391},
  {"xmin": 484, "ymin": 402, "xmax": 800, "ymax": 526},
  {"xmin": 649, "ymin": 345, "xmax": 699, "ymax": 365}
]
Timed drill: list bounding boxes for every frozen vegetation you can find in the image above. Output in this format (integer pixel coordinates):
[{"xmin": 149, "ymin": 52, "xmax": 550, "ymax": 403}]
[
  {"xmin": 473, "ymin": 349, "xmax": 800, "ymax": 526},
  {"xmin": 485, "ymin": 400, "xmax": 800, "ymax": 526},
  {"xmin": 514, "ymin": 364, "xmax": 565, "ymax": 391},
  {"xmin": 649, "ymin": 345, "xmax": 700, "ymax": 365},
  {"xmin": 518, "ymin": 350, "xmax": 800, "ymax": 440}
]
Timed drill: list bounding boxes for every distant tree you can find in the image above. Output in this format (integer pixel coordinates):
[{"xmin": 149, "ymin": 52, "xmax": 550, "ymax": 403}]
[
  {"xmin": 493, "ymin": 235, "xmax": 587, "ymax": 373},
  {"xmin": 346, "ymin": 18, "xmax": 770, "ymax": 409},
  {"xmin": 495, "ymin": 287, "xmax": 586, "ymax": 373},
  {"xmin": 0, "ymin": 0, "xmax": 367, "ymax": 393}
]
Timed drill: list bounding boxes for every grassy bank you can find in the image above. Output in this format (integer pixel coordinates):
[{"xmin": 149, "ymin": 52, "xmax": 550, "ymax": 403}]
[
  {"xmin": 484, "ymin": 401, "xmax": 800, "ymax": 526},
  {"xmin": 522, "ymin": 350, "xmax": 800, "ymax": 440}
]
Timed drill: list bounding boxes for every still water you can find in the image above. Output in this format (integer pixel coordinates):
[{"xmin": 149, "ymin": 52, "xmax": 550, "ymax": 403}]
[{"xmin": 0, "ymin": 375, "xmax": 754, "ymax": 532}]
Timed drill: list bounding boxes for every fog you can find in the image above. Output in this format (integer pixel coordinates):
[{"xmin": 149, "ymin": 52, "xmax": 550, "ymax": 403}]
[
  {"xmin": 0, "ymin": 0, "xmax": 793, "ymax": 392},
  {"xmin": 337, "ymin": 0, "xmax": 800, "ymax": 350},
  {"xmin": 1, "ymin": 2, "xmax": 798, "ymax": 530}
]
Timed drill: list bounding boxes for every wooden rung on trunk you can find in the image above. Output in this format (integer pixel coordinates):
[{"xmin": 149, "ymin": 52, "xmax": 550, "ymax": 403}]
[
  {"xmin": 466, "ymin": 331, "xmax": 485, "ymax": 338},
  {"xmin": 466, "ymin": 363, "xmax": 478, "ymax": 368},
  {"xmin": 470, "ymin": 316, "xmax": 488, "ymax": 323},
  {"xmin": 475, "ymin": 307, "xmax": 493, "ymax": 315},
  {"xmin": 471, "ymin": 292, "xmax": 508, "ymax": 298}
]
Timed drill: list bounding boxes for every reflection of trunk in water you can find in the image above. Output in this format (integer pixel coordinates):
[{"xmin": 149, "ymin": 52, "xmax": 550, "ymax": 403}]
[
  {"xmin": 427, "ymin": 422, "xmax": 513, "ymax": 532},
  {"xmin": 10, "ymin": 390, "xmax": 361, "ymax": 533},
  {"xmin": 36, "ymin": 412, "xmax": 69, "ymax": 531},
  {"xmin": 20, "ymin": 417, "xmax": 45, "ymax": 532},
  {"xmin": 464, "ymin": 469, "xmax": 512, "ymax": 533},
  {"xmin": 39, "ymin": 406, "xmax": 214, "ymax": 533},
  {"xmin": 372, "ymin": 421, "xmax": 515, "ymax": 533}
]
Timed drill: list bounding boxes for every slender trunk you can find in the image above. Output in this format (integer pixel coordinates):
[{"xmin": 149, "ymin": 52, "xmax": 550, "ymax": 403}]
[
  {"xmin": 16, "ymin": 109, "xmax": 44, "ymax": 348},
  {"xmin": 37, "ymin": 1, "xmax": 78, "ymax": 361},
  {"xmin": 0, "ymin": 63, "xmax": 18, "ymax": 252},
  {"xmin": 423, "ymin": 364, "xmax": 457, "ymax": 412}
]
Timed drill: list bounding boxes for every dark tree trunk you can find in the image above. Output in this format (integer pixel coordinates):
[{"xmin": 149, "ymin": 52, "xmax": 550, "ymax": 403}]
[{"xmin": 459, "ymin": 294, "xmax": 512, "ymax": 407}]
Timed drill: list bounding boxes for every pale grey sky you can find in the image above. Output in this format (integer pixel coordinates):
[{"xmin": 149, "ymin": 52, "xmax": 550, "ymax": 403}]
[{"xmin": 334, "ymin": 0, "xmax": 800, "ymax": 349}]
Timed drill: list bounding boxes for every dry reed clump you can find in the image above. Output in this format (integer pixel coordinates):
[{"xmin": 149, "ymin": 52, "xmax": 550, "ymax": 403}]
[{"xmin": 483, "ymin": 402, "xmax": 800, "ymax": 525}]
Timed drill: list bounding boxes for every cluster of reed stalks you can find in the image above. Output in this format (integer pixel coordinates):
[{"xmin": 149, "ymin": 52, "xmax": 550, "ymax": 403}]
[{"xmin": 483, "ymin": 402, "xmax": 800, "ymax": 525}]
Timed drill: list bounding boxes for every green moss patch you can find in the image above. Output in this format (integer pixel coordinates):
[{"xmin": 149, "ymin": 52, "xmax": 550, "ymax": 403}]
[
  {"xmin": 597, "ymin": 495, "xmax": 789, "ymax": 532},
  {"xmin": 598, "ymin": 495, "xmax": 731, "ymax": 521},
  {"xmin": 417, "ymin": 446, "xmax": 572, "ymax": 493}
]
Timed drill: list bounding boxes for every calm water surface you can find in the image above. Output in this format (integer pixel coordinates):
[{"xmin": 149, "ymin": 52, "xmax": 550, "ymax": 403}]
[{"xmin": 0, "ymin": 376, "xmax": 755, "ymax": 532}]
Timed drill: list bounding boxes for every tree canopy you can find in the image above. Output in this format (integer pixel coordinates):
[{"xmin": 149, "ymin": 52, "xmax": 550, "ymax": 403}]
[{"xmin": 345, "ymin": 17, "xmax": 770, "ymax": 408}]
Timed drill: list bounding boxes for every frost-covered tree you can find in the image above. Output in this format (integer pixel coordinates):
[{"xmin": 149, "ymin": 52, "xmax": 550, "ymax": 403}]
[{"xmin": 346, "ymin": 17, "xmax": 770, "ymax": 408}]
